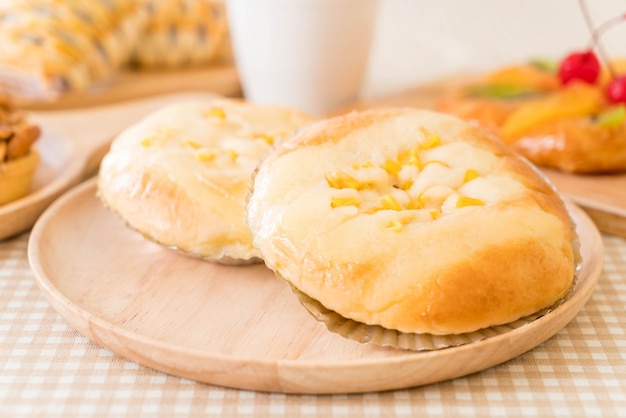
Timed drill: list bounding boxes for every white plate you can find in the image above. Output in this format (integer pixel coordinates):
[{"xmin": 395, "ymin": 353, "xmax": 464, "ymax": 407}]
[
  {"xmin": 0, "ymin": 130, "xmax": 82, "ymax": 240},
  {"xmin": 28, "ymin": 178, "xmax": 604, "ymax": 394}
]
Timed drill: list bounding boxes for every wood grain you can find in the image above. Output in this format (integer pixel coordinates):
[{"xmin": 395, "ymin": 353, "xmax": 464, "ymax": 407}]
[
  {"xmin": 27, "ymin": 178, "xmax": 603, "ymax": 394},
  {"xmin": 347, "ymin": 82, "xmax": 626, "ymax": 238}
]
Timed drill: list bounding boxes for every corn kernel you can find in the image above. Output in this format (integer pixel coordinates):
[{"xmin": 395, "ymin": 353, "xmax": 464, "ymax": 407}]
[
  {"xmin": 399, "ymin": 149, "xmax": 421, "ymax": 168},
  {"xmin": 182, "ymin": 140, "xmax": 202, "ymax": 149},
  {"xmin": 387, "ymin": 220, "xmax": 404, "ymax": 233},
  {"xmin": 464, "ymin": 169, "xmax": 480, "ymax": 183},
  {"xmin": 325, "ymin": 171, "xmax": 361, "ymax": 189},
  {"xmin": 384, "ymin": 159, "xmax": 402, "ymax": 176},
  {"xmin": 195, "ymin": 149, "xmax": 216, "ymax": 162},
  {"xmin": 331, "ymin": 197, "xmax": 360, "ymax": 208},
  {"xmin": 204, "ymin": 107, "xmax": 226, "ymax": 119},
  {"xmin": 406, "ymin": 199, "xmax": 422, "ymax": 210},
  {"xmin": 258, "ymin": 134, "xmax": 274, "ymax": 145},
  {"xmin": 419, "ymin": 128, "xmax": 442, "ymax": 149},
  {"xmin": 381, "ymin": 194, "xmax": 402, "ymax": 211},
  {"xmin": 352, "ymin": 161, "xmax": 374, "ymax": 170},
  {"xmin": 417, "ymin": 193, "xmax": 428, "ymax": 207},
  {"xmin": 456, "ymin": 196, "xmax": 485, "ymax": 208},
  {"xmin": 430, "ymin": 210, "xmax": 440, "ymax": 219}
]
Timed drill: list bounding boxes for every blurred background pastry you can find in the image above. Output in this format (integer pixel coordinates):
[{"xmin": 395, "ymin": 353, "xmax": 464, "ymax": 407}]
[
  {"xmin": 0, "ymin": 0, "xmax": 147, "ymax": 100},
  {"xmin": 130, "ymin": 0, "xmax": 229, "ymax": 69},
  {"xmin": 437, "ymin": 60, "xmax": 626, "ymax": 174},
  {"xmin": 0, "ymin": 0, "xmax": 230, "ymax": 102},
  {"xmin": 0, "ymin": 93, "xmax": 41, "ymax": 205}
]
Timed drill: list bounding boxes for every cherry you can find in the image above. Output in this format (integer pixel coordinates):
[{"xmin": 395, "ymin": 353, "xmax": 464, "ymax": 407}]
[
  {"xmin": 558, "ymin": 50, "xmax": 600, "ymax": 85},
  {"xmin": 558, "ymin": 2, "xmax": 626, "ymax": 93},
  {"xmin": 606, "ymin": 75, "xmax": 626, "ymax": 104}
]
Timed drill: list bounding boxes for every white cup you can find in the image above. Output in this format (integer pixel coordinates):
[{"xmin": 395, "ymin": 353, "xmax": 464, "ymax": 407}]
[{"xmin": 226, "ymin": 0, "xmax": 378, "ymax": 116}]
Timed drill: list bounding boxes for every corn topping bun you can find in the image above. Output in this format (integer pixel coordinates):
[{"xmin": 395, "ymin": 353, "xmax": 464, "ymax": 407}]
[
  {"xmin": 247, "ymin": 108, "xmax": 576, "ymax": 335},
  {"xmin": 97, "ymin": 97, "xmax": 313, "ymax": 263}
]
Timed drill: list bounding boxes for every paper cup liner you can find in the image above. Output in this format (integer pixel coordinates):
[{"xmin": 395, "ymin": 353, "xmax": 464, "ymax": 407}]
[{"xmin": 285, "ymin": 221, "xmax": 582, "ymax": 352}]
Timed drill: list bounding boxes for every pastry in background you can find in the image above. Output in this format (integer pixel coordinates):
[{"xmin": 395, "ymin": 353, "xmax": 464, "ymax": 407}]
[
  {"xmin": 0, "ymin": 93, "xmax": 41, "ymax": 205},
  {"xmin": 247, "ymin": 108, "xmax": 576, "ymax": 336},
  {"xmin": 97, "ymin": 98, "xmax": 313, "ymax": 264},
  {"xmin": 437, "ymin": 60, "xmax": 626, "ymax": 174},
  {"xmin": 0, "ymin": 0, "xmax": 147, "ymax": 100},
  {"xmin": 130, "ymin": 0, "xmax": 229, "ymax": 69}
]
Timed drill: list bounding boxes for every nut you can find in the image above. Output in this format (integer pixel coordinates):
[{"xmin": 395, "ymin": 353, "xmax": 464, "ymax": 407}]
[{"xmin": 7, "ymin": 124, "xmax": 40, "ymax": 160}]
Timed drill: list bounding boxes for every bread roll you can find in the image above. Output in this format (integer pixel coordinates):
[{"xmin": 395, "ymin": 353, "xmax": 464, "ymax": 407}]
[
  {"xmin": 247, "ymin": 108, "xmax": 576, "ymax": 335},
  {"xmin": 97, "ymin": 98, "xmax": 313, "ymax": 263},
  {"xmin": 130, "ymin": 0, "xmax": 229, "ymax": 69}
]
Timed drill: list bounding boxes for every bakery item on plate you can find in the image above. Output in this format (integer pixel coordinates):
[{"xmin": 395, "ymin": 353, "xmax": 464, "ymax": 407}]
[
  {"xmin": 0, "ymin": 93, "xmax": 41, "ymax": 205},
  {"xmin": 0, "ymin": 0, "xmax": 146, "ymax": 100},
  {"xmin": 247, "ymin": 108, "xmax": 576, "ymax": 336},
  {"xmin": 97, "ymin": 97, "xmax": 312, "ymax": 264},
  {"xmin": 437, "ymin": 61, "xmax": 626, "ymax": 173}
]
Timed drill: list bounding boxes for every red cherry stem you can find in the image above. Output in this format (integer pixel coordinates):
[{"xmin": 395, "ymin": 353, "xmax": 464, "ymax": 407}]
[
  {"xmin": 587, "ymin": 15, "xmax": 626, "ymax": 79},
  {"xmin": 578, "ymin": 0, "xmax": 613, "ymax": 78},
  {"xmin": 578, "ymin": 0, "xmax": 626, "ymax": 79}
]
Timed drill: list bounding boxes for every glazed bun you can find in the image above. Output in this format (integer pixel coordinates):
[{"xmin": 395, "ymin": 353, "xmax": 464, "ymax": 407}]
[
  {"xmin": 247, "ymin": 108, "xmax": 576, "ymax": 335},
  {"xmin": 97, "ymin": 97, "xmax": 313, "ymax": 263}
]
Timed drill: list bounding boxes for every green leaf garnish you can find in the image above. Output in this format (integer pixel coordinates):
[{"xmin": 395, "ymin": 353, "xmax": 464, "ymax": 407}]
[
  {"xmin": 530, "ymin": 58, "xmax": 559, "ymax": 74},
  {"xmin": 464, "ymin": 84, "xmax": 540, "ymax": 99},
  {"xmin": 596, "ymin": 105, "xmax": 626, "ymax": 127}
]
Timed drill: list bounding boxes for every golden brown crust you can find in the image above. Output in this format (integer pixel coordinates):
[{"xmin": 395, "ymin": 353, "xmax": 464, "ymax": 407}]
[
  {"xmin": 248, "ymin": 108, "xmax": 576, "ymax": 335},
  {"xmin": 277, "ymin": 107, "xmax": 408, "ymax": 153},
  {"xmin": 515, "ymin": 119, "xmax": 626, "ymax": 173},
  {"xmin": 130, "ymin": 0, "xmax": 229, "ymax": 68}
]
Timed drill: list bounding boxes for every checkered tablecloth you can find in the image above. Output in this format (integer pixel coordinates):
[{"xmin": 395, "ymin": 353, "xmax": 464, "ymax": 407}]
[{"xmin": 1, "ymin": 231, "xmax": 625, "ymax": 417}]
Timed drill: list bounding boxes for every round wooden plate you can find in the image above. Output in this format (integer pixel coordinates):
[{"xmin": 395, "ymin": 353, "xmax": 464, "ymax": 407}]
[
  {"xmin": 28, "ymin": 178, "xmax": 604, "ymax": 394},
  {"xmin": 0, "ymin": 130, "xmax": 82, "ymax": 240}
]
